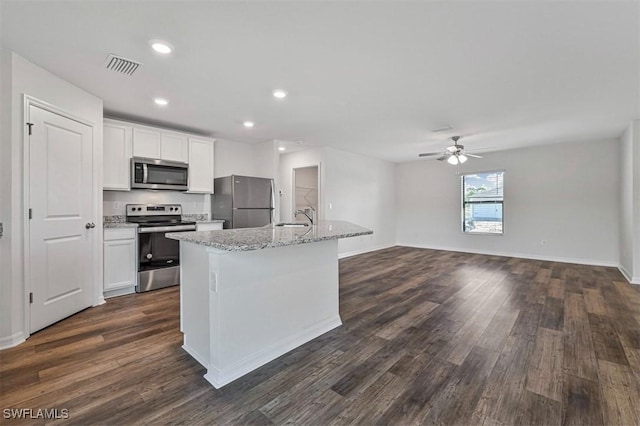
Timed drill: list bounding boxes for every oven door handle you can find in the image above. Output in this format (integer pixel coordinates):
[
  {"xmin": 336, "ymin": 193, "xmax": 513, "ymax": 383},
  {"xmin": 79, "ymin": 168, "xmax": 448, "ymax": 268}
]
[{"xmin": 138, "ymin": 225, "xmax": 196, "ymax": 233}]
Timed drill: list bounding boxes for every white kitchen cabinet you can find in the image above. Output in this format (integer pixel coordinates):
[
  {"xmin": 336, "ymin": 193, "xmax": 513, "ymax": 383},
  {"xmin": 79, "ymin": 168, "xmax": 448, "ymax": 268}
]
[
  {"xmin": 132, "ymin": 127, "xmax": 162, "ymax": 159},
  {"xmin": 104, "ymin": 119, "xmax": 212, "ymax": 192},
  {"xmin": 104, "ymin": 228, "xmax": 137, "ymax": 297},
  {"xmin": 133, "ymin": 126, "xmax": 189, "ymax": 163},
  {"xmin": 161, "ymin": 133, "xmax": 188, "ymax": 162},
  {"xmin": 188, "ymin": 137, "xmax": 215, "ymax": 193},
  {"xmin": 196, "ymin": 222, "xmax": 223, "ymax": 231},
  {"xmin": 103, "ymin": 120, "xmax": 132, "ymax": 190}
]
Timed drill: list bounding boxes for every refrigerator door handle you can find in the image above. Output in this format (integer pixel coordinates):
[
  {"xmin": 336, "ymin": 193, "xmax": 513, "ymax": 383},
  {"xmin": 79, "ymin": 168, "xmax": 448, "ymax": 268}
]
[{"xmin": 270, "ymin": 179, "xmax": 275, "ymax": 223}]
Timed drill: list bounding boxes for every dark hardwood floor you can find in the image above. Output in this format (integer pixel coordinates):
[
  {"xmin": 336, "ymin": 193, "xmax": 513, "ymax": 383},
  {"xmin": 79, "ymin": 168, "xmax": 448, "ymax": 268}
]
[{"xmin": 2, "ymin": 246, "xmax": 640, "ymax": 425}]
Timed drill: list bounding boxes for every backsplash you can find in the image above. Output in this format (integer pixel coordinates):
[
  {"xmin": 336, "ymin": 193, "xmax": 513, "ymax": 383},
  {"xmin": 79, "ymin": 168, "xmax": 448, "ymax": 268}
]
[{"xmin": 103, "ymin": 190, "xmax": 210, "ymax": 216}]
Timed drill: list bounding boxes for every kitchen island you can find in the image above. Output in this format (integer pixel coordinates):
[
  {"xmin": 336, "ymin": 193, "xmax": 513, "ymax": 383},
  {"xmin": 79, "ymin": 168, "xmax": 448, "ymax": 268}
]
[{"xmin": 166, "ymin": 220, "xmax": 372, "ymax": 388}]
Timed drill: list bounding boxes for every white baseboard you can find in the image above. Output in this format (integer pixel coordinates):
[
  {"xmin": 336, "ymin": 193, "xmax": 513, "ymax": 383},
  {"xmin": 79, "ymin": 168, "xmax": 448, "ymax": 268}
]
[
  {"xmin": 203, "ymin": 316, "xmax": 342, "ymax": 389},
  {"xmin": 0, "ymin": 331, "xmax": 26, "ymax": 350},
  {"xmin": 338, "ymin": 244, "xmax": 395, "ymax": 259},
  {"xmin": 103, "ymin": 286, "xmax": 136, "ymax": 299},
  {"xmin": 182, "ymin": 343, "xmax": 209, "ymax": 369},
  {"xmin": 618, "ymin": 264, "xmax": 640, "ymax": 285},
  {"xmin": 397, "ymin": 242, "xmax": 619, "ymax": 268}
]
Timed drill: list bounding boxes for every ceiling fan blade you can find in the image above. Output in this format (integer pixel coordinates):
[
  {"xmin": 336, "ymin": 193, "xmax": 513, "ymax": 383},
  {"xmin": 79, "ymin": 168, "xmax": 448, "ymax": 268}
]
[
  {"xmin": 436, "ymin": 155, "xmax": 450, "ymax": 161},
  {"xmin": 466, "ymin": 153, "xmax": 483, "ymax": 158},
  {"xmin": 418, "ymin": 151, "xmax": 444, "ymax": 157}
]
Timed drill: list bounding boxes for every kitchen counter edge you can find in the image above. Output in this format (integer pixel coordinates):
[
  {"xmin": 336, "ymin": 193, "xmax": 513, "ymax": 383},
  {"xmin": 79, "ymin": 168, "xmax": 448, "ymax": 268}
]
[
  {"xmin": 166, "ymin": 220, "xmax": 372, "ymax": 252},
  {"xmin": 103, "ymin": 222, "xmax": 139, "ymax": 229}
]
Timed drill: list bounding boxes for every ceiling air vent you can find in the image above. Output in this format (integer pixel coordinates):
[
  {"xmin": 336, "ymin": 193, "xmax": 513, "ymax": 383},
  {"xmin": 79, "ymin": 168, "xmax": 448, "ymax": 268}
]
[
  {"xmin": 431, "ymin": 124, "xmax": 453, "ymax": 133},
  {"xmin": 104, "ymin": 54, "xmax": 142, "ymax": 76}
]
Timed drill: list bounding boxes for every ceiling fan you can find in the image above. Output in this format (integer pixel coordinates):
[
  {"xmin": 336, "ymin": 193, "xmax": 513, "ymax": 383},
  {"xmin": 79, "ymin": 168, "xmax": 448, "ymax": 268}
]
[{"xmin": 418, "ymin": 136, "xmax": 483, "ymax": 165}]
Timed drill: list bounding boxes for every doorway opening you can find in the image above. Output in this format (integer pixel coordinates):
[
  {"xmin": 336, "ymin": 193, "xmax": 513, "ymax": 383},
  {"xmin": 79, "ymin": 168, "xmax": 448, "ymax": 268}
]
[{"xmin": 292, "ymin": 165, "xmax": 319, "ymax": 224}]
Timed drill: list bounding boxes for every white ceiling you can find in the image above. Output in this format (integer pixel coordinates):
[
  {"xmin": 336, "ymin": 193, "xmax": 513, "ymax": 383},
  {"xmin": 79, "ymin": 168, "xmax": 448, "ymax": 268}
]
[{"xmin": 1, "ymin": 1, "xmax": 638, "ymax": 162}]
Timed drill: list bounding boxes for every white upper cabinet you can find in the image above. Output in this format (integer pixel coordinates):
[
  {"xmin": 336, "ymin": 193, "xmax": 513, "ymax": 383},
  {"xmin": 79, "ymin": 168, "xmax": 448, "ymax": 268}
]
[
  {"xmin": 133, "ymin": 126, "xmax": 188, "ymax": 163},
  {"xmin": 161, "ymin": 133, "xmax": 188, "ymax": 163},
  {"xmin": 103, "ymin": 120, "xmax": 132, "ymax": 190},
  {"xmin": 103, "ymin": 118, "xmax": 214, "ymax": 192},
  {"xmin": 188, "ymin": 137, "xmax": 215, "ymax": 193},
  {"xmin": 132, "ymin": 127, "xmax": 161, "ymax": 159}
]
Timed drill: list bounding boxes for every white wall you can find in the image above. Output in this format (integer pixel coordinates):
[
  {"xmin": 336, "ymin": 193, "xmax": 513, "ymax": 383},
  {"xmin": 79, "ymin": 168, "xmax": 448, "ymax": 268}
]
[
  {"xmin": 0, "ymin": 49, "xmax": 13, "ymax": 348},
  {"xmin": 214, "ymin": 139, "xmax": 255, "ymax": 178},
  {"xmin": 279, "ymin": 146, "xmax": 396, "ymax": 257},
  {"xmin": 396, "ymin": 139, "xmax": 620, "ymax": 266},
  {"xmin": 0, "ymin": 51, "xmax": 103, "ymax": 348},
  {"xmin": 252, "ymin": 141, "xmax": 280, "ymax": 219},
  {"xmin": 619, "ymin": 120, "xmax": 640, "ymax": 283},
  {"xmin": 279, "ymin": 147, "xmax": 326, "ymax": 223},
  {"xmin": 252, "ymin": 140, "xmax": 279, "ymax": 179}
]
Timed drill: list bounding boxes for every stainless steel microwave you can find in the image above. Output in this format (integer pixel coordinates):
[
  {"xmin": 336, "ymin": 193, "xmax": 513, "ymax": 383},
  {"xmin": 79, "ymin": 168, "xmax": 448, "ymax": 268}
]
[{"xmin": 131, "ymin": 157, "xmax": 189, "ymax": 191}]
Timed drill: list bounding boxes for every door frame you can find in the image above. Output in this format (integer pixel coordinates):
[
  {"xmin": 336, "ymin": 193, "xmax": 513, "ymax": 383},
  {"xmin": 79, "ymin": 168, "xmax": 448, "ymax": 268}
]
[
  {"xmin": 291, "ymin": 163, "xmax": 321, "ymax": 222},
  {"xmin": 22, "ymin": 94, "xmax": 104, "ymax": 337}
]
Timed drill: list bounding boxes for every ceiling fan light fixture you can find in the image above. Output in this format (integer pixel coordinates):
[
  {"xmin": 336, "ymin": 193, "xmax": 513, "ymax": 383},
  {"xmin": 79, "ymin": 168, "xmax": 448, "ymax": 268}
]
[
  {"xmin": 458, "ymin": 154, "xmax": 468, "ymax": 164},
  {"xmin": 447, "ymin": 155, "xmax": 459, "ymax": 165}
]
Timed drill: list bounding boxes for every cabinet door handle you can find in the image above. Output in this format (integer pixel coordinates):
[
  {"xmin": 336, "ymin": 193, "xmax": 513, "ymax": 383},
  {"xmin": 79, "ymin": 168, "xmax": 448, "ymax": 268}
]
[{"xmin": 86, "ymin": 222, "xmax": 96, "ymax": 229}]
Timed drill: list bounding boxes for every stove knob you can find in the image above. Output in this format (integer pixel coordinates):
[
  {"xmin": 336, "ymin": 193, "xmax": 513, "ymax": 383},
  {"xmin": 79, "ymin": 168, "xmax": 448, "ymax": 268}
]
[{"xmin": 146, "ymin": 253, "xmax": 153, "ymax": 259}]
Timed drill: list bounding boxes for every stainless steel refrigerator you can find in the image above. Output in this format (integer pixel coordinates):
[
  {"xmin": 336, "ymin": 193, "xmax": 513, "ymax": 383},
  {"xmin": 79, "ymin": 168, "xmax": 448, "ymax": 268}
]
[{"xmin": 212, "ymin": 175, "xmax": 275, "ymax": 229}]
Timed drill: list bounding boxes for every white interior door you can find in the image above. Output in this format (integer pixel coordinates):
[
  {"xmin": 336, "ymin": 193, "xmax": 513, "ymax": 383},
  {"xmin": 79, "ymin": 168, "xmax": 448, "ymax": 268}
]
[{"xmin": 28, "ymin": 105, "xmax": 94, "ymax": 333}]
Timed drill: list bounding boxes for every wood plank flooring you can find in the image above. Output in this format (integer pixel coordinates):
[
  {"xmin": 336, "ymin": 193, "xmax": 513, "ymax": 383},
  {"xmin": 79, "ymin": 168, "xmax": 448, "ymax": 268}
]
[{"xmin": 1, "ymin": 246, "xmax": 640, "ymax": 425}]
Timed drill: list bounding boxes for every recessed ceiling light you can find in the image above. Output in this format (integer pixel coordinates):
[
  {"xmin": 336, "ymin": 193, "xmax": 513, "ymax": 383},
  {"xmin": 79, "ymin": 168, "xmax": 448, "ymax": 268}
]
[
  {"xmin": 243, "ymin": 121, "xmax": 255, "ymax": 128},
  {"xmin": 278, "ymin": 146, "xmax": 286, "ymax": 152},
  {"xmin": 150, "ymin": 40, "xmax": 173, "ymax": 54},
  {"xmin": 273, "ymin": 89, "xmax": 287, "ymax": 99},
  {"xmin": 154, "ymin": 98, "xmax": 169, "ymax": 106}
]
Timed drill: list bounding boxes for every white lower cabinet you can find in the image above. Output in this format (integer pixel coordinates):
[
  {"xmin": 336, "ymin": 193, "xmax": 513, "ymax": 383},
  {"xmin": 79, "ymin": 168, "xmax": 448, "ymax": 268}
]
[
  {"xmin": 104, "ymin": 228, "xmax": 137, "ymax": 297},
  {"xmin": 196, "ymin": 222, "xmax": 223, "ymax": 231}
]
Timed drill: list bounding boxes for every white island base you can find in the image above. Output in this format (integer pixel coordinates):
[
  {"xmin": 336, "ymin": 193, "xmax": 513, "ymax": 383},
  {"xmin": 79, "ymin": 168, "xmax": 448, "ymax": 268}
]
[{"xmin": 179, "ymin": 239, "xmax": 342, "ymax": 388}]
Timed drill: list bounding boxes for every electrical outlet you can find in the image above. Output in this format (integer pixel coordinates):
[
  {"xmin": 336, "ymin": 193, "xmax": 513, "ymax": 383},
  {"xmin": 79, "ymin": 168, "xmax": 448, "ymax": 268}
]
[
  {"xmin": 541, "ymin": 240, "xmax": 546, "ymax": 246},
  {"xmin": 113, "ymin": 202, "xmax": 120, "ymax": 211}
]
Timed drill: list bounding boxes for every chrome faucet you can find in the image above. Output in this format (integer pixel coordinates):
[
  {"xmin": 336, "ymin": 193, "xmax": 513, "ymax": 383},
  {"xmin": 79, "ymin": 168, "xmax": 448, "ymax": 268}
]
[{"xmin": 294, "ymin": 206, "xmax": 316, "ymax": 225}]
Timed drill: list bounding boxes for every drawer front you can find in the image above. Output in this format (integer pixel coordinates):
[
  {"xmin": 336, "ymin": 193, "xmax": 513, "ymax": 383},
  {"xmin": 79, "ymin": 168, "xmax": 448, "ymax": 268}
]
[{"xmin": 104, "ymin": 227, "xmax": 137, "ymax": 241}]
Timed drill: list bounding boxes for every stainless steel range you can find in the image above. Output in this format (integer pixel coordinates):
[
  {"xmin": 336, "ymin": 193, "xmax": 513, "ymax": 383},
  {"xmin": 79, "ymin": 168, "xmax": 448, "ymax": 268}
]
[{"xmin": 126, "ymin": 204, "xmax": 196, "ymax": 292}]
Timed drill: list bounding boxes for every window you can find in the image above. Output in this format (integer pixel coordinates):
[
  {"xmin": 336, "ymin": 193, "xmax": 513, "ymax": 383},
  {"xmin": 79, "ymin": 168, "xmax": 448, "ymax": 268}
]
[{"xmin": 462, "ymin": 171, "xmax": 504, "ymax": 234}]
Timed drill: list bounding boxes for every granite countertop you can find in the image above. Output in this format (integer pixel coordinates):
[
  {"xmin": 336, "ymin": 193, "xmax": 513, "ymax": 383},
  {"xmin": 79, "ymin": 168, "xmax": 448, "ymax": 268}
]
[
  {"xmin": 104, "ymin": 222, "xmax": 139, "ymax": 229},
  {"xmin": 166, "ymin": 220, "xmax": 372, "ymax": 252},
  {"xmin": 102, "ymin": 214, "xmax": 222, "ymax": 229}
]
